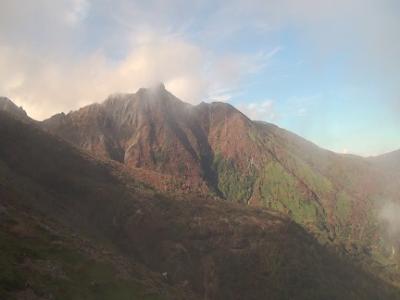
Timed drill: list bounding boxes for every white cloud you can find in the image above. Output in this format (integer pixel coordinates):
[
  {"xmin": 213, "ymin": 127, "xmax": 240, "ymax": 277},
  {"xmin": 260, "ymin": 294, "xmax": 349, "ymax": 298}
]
[
  {"xmin": 0, "ymin": 0, "xmax": 282, "ymax": 120},
  {"xmin": 0, "ymin": 0, "xmax": 399, "ymax": 120},
  {"xmin": 0, "ymin": 32, "xmax": 270, "ymax": 120},
  {"xmin": 65, "ymin": 0, "xmax": 90, "ymax": 25}
]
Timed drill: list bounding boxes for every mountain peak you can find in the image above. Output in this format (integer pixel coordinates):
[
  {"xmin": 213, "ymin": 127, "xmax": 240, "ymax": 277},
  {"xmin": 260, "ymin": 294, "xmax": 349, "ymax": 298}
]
[
  {"xmin": 152, "ymin": 81, "xmax": 166, "ymax": 90},
  {"xmin": 136, "ymin": 82, "xmax": 166, "ymax": 95},
  {"xmin": 0, "ymin": 97, "xmax": 30, "ymax": 122},
  {"xmin": 0, "ymin": 96, "xmax": 17, "ymax": 108}
]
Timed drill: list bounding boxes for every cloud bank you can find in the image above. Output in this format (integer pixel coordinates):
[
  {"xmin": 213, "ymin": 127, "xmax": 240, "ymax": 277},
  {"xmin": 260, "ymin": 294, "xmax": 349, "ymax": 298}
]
[{"xmin": 0, "ymin": 0, "xmax": 399, "ymax": 121}]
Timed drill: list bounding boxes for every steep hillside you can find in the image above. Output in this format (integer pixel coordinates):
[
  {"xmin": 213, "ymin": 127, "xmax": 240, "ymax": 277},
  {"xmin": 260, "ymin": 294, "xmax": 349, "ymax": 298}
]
[
  {"xmin": 42, "ymin": 84, "xmax": 215, "ymax": 193},
  {"xmin": 1, "ymin": 111, "xmax": 399, "ymax": 299}
]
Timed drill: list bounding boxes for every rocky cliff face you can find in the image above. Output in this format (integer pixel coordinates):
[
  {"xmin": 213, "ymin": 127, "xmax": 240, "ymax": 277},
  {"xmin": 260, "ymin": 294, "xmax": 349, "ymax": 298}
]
[{"xmin": 42, "ymin": 84, "xmax": 217, "ymax": 192}]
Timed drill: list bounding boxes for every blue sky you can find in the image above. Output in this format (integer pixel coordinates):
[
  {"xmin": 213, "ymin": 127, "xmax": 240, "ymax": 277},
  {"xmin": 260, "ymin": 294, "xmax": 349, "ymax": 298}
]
[{"xmin": 0, "ymin": 0, "xmax": 399, "ymax": 156}]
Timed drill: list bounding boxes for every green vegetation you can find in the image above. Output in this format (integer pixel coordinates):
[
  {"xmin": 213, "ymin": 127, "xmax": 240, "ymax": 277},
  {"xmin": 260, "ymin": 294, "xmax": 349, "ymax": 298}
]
[
  {"xmin": 153, "ymin": 150, "xmax": 169, "ymax": 168},
  {"xmin": 177, "ymin": 161, "xmax": 186, "ymax": 175},
  {"xmin": 259, "ymin": 162, "xmax": 323, "ymax": 227},
  {"xmin": 213, "ymin": 153, "xmax": 256, "ymax": 203},
  {"xmin": 335, "ymin": 191, "xmax": 352, "ymax": 225},
  {"xmin": 286, "ymin": 154, "xmax": 334, "ymax": 196}
]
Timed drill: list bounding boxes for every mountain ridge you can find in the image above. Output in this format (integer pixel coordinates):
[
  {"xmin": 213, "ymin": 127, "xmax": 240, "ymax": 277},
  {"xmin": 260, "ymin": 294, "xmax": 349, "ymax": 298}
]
[
  {"xmin": 1, "ymin": 87, "xmax": 400, "ymax": 287},
  {"xmin": 41, "ymin": 86, "xmax": 255, "ymax": 195}
]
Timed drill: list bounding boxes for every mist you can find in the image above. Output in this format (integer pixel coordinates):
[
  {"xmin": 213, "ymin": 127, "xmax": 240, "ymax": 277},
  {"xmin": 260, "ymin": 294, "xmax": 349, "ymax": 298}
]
[{"xmin": 380, "ymin": 202, "xmax": 400, "ymax": 236}]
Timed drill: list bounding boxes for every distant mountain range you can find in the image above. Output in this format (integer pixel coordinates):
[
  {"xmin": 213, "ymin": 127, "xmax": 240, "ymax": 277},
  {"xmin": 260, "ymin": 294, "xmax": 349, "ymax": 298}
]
[{"xmin": 0, "ymin": 87, "xmax": 400, "ymax": 299}]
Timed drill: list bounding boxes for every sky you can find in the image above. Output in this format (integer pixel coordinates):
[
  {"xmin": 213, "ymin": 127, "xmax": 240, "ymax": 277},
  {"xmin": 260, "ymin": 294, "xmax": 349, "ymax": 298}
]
[{"xmin": 0, "ymin": 0, "xmax": 399, "ymax": 156}]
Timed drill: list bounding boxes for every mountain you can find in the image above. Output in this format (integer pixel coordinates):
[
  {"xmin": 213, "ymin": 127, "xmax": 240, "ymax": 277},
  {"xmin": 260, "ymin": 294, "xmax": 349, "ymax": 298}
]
[
  {"xmin": 41, "ymin": 83, "xmax": 250, "ymax": 194},
  {"xmin": 1, "ymin": 110, "xmax": 399, "ymax": 299},
  {"xmin": 370, "ymin": 150, "xmax": 400, "ymax": 174},
  {"xmin": 38, "ymin": 85, "xmax": 400, "ymax": 258}
]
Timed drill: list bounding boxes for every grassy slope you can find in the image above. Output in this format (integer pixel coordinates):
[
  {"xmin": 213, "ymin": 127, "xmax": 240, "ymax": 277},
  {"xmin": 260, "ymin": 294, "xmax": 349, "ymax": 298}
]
[{"xmin": 209, "ymin": 120, "xmax": 400, "ymax": 285}]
